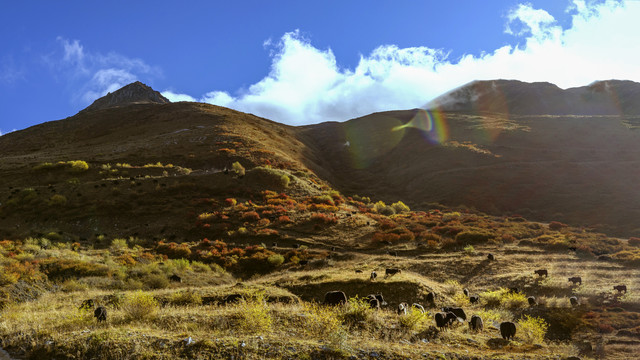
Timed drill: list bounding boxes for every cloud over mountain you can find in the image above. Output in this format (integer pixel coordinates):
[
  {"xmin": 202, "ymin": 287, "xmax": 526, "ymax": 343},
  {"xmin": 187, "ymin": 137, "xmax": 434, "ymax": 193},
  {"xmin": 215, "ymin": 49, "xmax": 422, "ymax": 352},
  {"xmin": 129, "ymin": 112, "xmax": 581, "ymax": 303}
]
[{"xmin": 163, "ymin": 0, "xmax": 640, "ymax": 125}]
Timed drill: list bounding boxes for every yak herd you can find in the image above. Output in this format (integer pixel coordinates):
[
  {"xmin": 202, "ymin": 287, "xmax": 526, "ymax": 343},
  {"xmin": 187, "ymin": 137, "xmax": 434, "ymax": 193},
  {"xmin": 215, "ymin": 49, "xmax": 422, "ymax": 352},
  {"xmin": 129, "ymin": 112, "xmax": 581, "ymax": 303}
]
[
  {"xmin": 321, "ymin": 267, "xmax": 630, "ymax": 341},
  {"xmin": 74, "ymin": 264, "xmax": 628, "ymax": 344}
]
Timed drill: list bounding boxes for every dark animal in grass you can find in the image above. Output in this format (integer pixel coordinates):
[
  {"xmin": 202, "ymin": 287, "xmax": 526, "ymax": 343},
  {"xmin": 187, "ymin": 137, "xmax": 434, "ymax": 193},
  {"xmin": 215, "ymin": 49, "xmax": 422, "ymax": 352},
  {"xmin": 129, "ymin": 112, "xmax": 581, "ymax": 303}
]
[
  {"xmin": 442, "ymin": 306, "xmax": 467, "ymax": 321},
  {"xmin": 534, "ymin": 269, "xmax": 548, "ymax": 277},
  {"xmin": 469, "ymin": 295, "xmax": 479, "ymax": 304},
  {"xmin": 397, "ymin": 302, "xmax": 408, "ymax": 315},
  {"xmin": 469, "ymin": 315, "xmax": 483, "ymax": 332},
  {"xmin": 324, "ymin": 291, "xmax": 347, "ymax": 305},
  {"xmin": 94, "ymin": 306, "xmax": 107, "ymax": 323},
  {"xmin": 223, "ymin": 294, "xmax": 244, "ymax": 304},
  {"xmin": 528, "ymin": 296, "xmax": 537, "ymax": 306},
  {"xmin": 487, "ymin": 253, "xmax": 495, "ymax": 261},
  {"xmin": 367, "ymin": 297, "xmax": 380, "ymax": 310},
  {"xmin": 568, "ymin": 276, "xmax": 582, "ymax": 285},
  {"xmin": 426, "ymin": 292, "xmax": 436, "ymax": 306},
  {"xmin": 412, "ymin": 303, "xmax": 425, "ymax": 313},
  {"xmin": 463, "ymin": 288, "xmax": 469, "ymax": 297},
  {"xmin": 435, "ymin": 312, "xmax": 458, "ymax": 330},
  {"xmin": 370, "ymin": 271, "xmax": 377, "ymax": 281},
  {"xmin": 570, "ymin": 296, "xmax": 579, "ymax": 306},
  {"xmin": 298, "ymin": 260, "xmax": 309, "ymax": 266},
  {"xmin": 500, "ymin": 321, "xmax": 516, "ymax": 340},
  {"xmin": 614, "ymin": 285, "xmax": 627, "ymax": 293},
  {"xmin": 79, "ymin": 299, "xmax": 94, "ymax": 310},
  {"xmin": 385, "ymin": 268, "xmax": 401, "ymax": 277},
  {"xmin": 366, "ymin": 293, "xmax": 387, "ymax": 306},
  {"xmin": 355, "ymin": 269, "xmax": 363, "ymax": 273},
  {"xmin": 169, "ymin": 274, "xmax": 182, "ymax": 283}
]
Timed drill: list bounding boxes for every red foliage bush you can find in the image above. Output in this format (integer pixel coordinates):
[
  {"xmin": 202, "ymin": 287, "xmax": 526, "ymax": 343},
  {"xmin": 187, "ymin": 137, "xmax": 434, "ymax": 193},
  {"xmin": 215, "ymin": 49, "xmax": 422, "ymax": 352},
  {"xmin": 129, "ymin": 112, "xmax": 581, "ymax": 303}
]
[
  {"xmin": 278, "ymin": 215, "xmax": 292, "ymax": 223},
  {"xmin": 156, "ymin": 241, "xmax": 192, "ymax": 259},
  {"xmin": 241, "ymin": 211, "xmax": 261, "ymax": 222},
  {"xmin": 549, "ymin": 221, "xmax": 568, "ymax": 231},
  {"xmin": 310, "ymin": 212, "xmax": 338, "ymax": 225}
]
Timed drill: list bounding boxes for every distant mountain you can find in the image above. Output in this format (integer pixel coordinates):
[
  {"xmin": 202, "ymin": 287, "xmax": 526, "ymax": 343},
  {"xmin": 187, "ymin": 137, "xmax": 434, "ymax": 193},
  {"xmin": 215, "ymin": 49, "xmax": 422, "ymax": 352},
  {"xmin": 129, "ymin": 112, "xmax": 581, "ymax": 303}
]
[
  {"xmin": 3, "ymin": 80, "xmax": 640, "ymax": 239},
  {"xmin": 427, "ymin": 79, "xmax": 640, "ymax": 115},
  {"xmin": 82, "ymin": 81, "xmax": 170, "ymax": 112}
]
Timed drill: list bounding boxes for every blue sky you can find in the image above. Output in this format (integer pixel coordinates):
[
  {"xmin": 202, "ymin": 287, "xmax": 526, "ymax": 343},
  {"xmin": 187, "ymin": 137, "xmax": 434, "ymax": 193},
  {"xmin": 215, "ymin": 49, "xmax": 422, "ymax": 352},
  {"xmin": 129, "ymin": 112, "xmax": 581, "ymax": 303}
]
[{"xmin": 1, "ymin": 0, "xmax": 638, "ymax": 134}]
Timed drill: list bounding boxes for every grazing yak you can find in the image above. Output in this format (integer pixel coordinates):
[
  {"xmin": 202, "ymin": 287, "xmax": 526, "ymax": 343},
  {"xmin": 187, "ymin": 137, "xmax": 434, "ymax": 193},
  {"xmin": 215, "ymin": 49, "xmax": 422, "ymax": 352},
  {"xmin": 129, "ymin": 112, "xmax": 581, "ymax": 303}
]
[
  {"xmin": 412, "ymin": 303, "xmax": 425, "ymax": 313},
  {"xmin": 397, "ymin": 302, "xmax": 408, "ymax": 315},
  {"xmin": 94, "ymin": 306, "xmax": 107, "ymax": 323},
  {"xmin": 169, "ymin": 274, "xmax": 182, "ymax": 283},
  {"xmin": 487, "ymin": 253, "xmax": 495, "ymax": 261},
  {"xmin": 370, "ymin": 271, "xmax": 378, "ymax": 281},
  {"xmin": 385, "ymin": 268, "xmax": 401, "ymax": 277},
  {"xmin": 366, "ymin": 293, "xmax": 387, "ymax": 306},
  {"xmin": 614, "ymin": 285, "xmax": 627, "ymax": 293},
  {"xmin": 469, "ymin": 315, "xmax": 483, "ymax": 332},
  {"xmin": 568, "ymin": 276, "xmax": 582, "ymax": 285},
  {"xmin": 367, "ymin": 297, "xmax": 380, "ymax": 309},
  {"xmin": 528, "ymin": 296, "xmax": 537, "ymax": 306},
  {"xmin": 534, "ymin": 269, "xmax": 548, "ymax": 277},
  {"xmin": 442, "ymin": 306, "xmax": 467, "ymax": 321},
  {"xmin": 324, "ymin": 291, "xmax": 348, "ymax": 305},
  {"xmin": 435, "ymin": 312, "xmax": 458, "ymax": 330},
  {"xmin": 79, "ymin": 299, "xmax": 94, "ymax": 310},
  {"xmin": 426, "ymin": 292, "xmax": 436, "ymax": 306},
  {"xmin": 355, "ymin": 269, "xmax": 363, "ymax": 273},
  {"xmin": 463, "ymin": 288, "xmax": 469, "ymax": 297},
  {"xmin": 469, "ymin": 295, "xmax": 479, "ymax": 304},
  {"xmin": 500, "ymin": 321, "xmax": 516, "ymax": 340},
  {"xmin": 570, "ymin": 296, "xmax": 579, "ymax": 306}
]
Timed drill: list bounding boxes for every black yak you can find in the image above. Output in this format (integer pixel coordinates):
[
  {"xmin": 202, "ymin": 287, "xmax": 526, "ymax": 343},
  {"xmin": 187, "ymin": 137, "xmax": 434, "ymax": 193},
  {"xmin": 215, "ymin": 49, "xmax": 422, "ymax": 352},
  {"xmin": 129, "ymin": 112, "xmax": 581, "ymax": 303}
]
[
  {"xmin": 534, "ymin": 269, "xmax": 548, "ymax": 277},
  {"xmin": 613, "ymin": 285, "xmax": 627, "ymax": 293},
  {"xmin": 385, "ymin": 268, "xmax": 401, "ymax": 277},
  {"xmin": 568, "ymin": 276, "xmax": 582, "ymax": 285},
  {"xmin": 94, "ymin": 306, "xmax": 107, "ymax": 322},
  {"xmin": 469, "ymin": 315, "xmax": 483, "ymax": 332},
  {"xmin": 500, "ymin": 321, "xmax": 516, "ymax": 340},
  {"xmin": 324, "ymin": 291, "xmax": 347, "ymax": 305}
]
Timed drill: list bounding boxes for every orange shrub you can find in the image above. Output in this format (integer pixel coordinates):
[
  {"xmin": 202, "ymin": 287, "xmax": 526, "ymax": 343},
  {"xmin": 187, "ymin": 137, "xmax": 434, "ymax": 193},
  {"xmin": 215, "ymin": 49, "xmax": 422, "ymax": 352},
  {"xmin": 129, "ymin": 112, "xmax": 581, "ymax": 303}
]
[
  {"xmin": 241, "ymin": 211, "xmax": 261, "ymax": 222},
  {"xmin": 310, "ymin": 212, "xmax": 338, "ymax": 225}
]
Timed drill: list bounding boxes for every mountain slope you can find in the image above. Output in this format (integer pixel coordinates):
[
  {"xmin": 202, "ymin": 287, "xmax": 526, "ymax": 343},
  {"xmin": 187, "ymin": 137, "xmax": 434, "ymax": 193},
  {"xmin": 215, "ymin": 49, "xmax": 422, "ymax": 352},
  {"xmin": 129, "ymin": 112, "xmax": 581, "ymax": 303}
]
[{"xmin": 427, "ymin": 79, "xmax": 640, "ymax": 115}]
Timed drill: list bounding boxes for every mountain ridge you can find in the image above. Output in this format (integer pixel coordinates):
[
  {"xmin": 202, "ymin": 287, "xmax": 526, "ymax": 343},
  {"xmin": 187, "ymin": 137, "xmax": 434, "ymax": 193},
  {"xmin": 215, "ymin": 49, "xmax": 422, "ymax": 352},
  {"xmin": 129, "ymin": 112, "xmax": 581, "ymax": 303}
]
[{"xmin": 81, "ymin": 81, "xmax": 170, "ymax": 113}]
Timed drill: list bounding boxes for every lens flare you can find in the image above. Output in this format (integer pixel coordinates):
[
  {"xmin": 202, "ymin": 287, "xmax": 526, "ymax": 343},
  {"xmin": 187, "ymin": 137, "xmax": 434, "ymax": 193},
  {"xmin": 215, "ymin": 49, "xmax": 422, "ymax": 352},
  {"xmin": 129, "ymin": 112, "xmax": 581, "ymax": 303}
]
[
  {"xmin": 344, "ymin": 115, "xmax": 405, "ymax": 169},
  {"xmin": 393, "ymin": 109, "xmax": 449, "ymax": 144}
]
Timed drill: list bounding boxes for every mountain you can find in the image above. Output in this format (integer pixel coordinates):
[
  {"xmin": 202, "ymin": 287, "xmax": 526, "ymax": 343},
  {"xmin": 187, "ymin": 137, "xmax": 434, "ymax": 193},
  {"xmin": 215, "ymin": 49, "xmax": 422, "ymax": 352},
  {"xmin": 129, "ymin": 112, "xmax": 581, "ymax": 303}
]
[
  {"xmin": 427, "ymin": 79, "xmax": 640, "ymax": 115},
  {"xmin": 3, "ymin": 80, "xmax": 640, "ymax": 238},
  {"xmin": 81, "ymin": 81, "xmax": 170, "ymax": 112}
]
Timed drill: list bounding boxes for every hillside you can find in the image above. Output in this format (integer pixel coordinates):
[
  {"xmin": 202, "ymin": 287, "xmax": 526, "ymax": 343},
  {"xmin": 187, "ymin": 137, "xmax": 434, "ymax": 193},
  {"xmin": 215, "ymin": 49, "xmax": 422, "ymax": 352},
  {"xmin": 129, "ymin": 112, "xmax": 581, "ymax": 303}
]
[{"xmin": 1, "ymin": 82, "xmax": 640, "ymax": 359}]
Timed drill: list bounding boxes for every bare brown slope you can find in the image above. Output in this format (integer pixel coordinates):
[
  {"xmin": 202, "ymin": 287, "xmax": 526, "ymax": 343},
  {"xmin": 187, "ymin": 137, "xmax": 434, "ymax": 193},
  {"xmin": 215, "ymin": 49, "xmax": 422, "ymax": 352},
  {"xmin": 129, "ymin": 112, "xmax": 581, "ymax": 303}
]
[
  {"xmin": 0, "ymin": 102, "xmax": 318, "ymax": 240},
  {"xmin": 300, "ymin": 110, "xmax": 640, "ymax": 236}
]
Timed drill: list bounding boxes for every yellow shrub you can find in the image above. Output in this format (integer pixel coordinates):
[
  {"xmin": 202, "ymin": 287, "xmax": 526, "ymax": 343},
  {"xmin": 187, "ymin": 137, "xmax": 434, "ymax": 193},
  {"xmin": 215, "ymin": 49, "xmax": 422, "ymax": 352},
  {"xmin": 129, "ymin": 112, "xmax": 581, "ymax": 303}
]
[
  {"xmin": 399, "ymin": 307, "xmax": 430, "ymax": 331},
  {"xmin": 236, "ymin": 296, "xmax": 272, "ymax": 334},
  {"xmin": 517, "ymin": 315, "xmax": 549, "ymax": 344},
  {"xmin": 122, "ymin": 291, "xmax": 159, "ymax": 320},
  {"xmin": 302, "ymin": 302, "xmax": 348, "ymax": 350}
]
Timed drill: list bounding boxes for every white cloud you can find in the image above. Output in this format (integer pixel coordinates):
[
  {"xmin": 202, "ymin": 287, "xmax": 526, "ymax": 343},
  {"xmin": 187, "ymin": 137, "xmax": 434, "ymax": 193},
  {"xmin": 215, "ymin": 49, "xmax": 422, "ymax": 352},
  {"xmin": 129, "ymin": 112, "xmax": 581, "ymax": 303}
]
[
  {"xmin": 169, "ymin": 0, "xmax": 640, "ymax": 125},
  {"xmin": 53, "ymin": 38, "xmax": 160, "ymax": 106},
  {"xmin": 162, "ymin": 91, "xmax": 197, "ymax": 102}
]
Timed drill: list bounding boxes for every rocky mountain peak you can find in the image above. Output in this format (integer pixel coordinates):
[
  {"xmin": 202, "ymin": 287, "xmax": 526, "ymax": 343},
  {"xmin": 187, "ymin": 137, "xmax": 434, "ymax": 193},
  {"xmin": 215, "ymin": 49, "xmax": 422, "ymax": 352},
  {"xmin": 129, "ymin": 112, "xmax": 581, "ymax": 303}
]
[{"xmin": 81, "ymin": 81, "xmax": 170, "ymax": 112}]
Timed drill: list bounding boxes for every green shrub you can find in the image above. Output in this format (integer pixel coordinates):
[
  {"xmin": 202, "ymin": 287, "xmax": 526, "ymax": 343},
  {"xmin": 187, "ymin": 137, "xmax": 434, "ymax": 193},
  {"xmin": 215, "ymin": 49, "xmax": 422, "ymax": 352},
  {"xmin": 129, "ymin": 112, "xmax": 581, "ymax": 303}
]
[
  {"xmin": 236, "ymin": 296, "xmax": 272, "ymax": 334},
  {"xmin": 232, "ymin": 161, "xmax": 245, "ymax": 176},
  {"xmin": 267, "ymin": 254, "xmax": 285, "ymax": 267},
  {"xmin": 517, "ymin": 315, "xmax": 549, "ymax": 344},
  {"xmin": 463, "ymin": 244, "xmax": 475, "ymax": 255},
  {"xmin": 399, "ymin": 307, "xmax": 429, "ymax": 331},
  {"xmin": 456, "ymin": 230, "xmax": 494, "ymax": 244},
  {"xmin": 144, "ymin": 274, "xmax": 169, "ymax": 289},
  {"xmin": 48, "ymin": 194, "xmax": 67, "ymax": 206},
  {"xmin": 110, "ymin": 238, "xmax": 128, "ymax": 251},
  {"xmin": 480, "ymin": 288, "xmax": 528, "ymax": 309},
  {"xmin": 122, "ymin": 291, "xmax": 159, "ymax": 320},
  {"xmin": 40, "ymin": 258, "xmax": 110, "ymax": 281},
  {"xmin": 168, "ymin": 290, "xmax": 202, "ymax": 306},
  {"xmin": 340, "ymin": 297, "xmax": 374, "ymax": 327},
  {"xmin": 391, "ymin": 201, "xmax": 410, "ymax": 213},
  {"xmin": 68, "ymin": 160, "xmax": 89, "ymax": 172}
]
